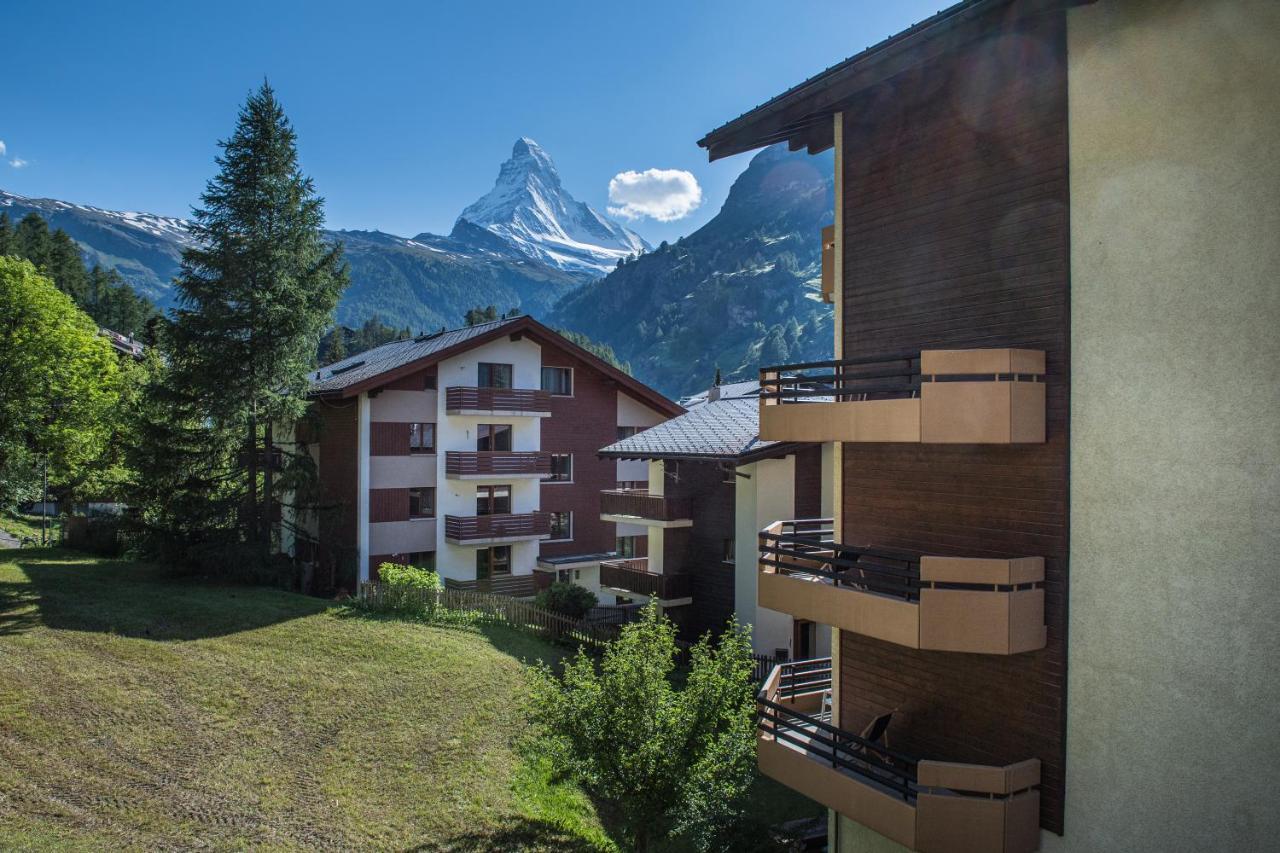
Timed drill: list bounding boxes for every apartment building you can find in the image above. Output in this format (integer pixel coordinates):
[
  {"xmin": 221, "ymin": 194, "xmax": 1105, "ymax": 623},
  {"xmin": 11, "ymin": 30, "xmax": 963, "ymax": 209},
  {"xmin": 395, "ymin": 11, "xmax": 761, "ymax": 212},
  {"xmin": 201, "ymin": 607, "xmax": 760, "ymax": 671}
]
[
  {"xmin": 598, "ymin": 381, "xmax": 834, "ymax": 654},
  {"xmin": 290, "ymin": 315, "xmax": 681, "ymax": 597},
  {"xmin": 698, "ymin": 1, "xmax": 1278, "ymax": 851},
  {"xmin": 599, "ymin": 379, "xmax": 839, "ymax": 650}
]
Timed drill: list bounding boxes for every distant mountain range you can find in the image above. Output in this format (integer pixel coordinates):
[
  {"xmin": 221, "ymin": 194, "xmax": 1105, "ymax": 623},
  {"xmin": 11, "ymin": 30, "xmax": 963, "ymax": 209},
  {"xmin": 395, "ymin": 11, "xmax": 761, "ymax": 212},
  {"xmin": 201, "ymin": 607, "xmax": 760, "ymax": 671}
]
[
  {"xmin": 550, "ymin": 144, "xmax": 835, "ymax": 398},
  {"xmin": 1, "ymin": 141, "xmax": 833, "ymax": 398},
  {"xmin": 0, "ymin": 138, "xmax": 646, "ymax": 331}
]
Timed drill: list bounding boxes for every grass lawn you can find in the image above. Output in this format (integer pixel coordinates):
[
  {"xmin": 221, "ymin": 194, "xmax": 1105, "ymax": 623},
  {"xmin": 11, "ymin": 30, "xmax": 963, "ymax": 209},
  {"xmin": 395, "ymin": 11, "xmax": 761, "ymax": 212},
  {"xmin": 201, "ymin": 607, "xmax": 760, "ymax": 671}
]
[
  {"xmin": 0, "ymin": 550, "xmax": 821, "ymax": 851},
  {"xmin": 0, "ymin": 511, "xmax": 60, "ymax": 545}
]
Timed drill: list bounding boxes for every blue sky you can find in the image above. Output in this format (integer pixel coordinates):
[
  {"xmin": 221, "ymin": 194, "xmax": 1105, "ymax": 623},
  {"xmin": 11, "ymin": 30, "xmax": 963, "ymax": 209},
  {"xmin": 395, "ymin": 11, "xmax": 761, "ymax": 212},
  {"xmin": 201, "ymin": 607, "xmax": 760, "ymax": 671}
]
[{"xmin": 1, "ymin": 0, "xmax": 937, "ymax": 244}]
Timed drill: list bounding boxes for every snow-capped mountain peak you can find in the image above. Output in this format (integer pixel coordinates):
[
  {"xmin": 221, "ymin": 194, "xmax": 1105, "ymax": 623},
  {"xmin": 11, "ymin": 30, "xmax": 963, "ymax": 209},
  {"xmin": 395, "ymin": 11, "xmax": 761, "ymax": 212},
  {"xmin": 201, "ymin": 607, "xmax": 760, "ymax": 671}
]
[{"xmin": 450, "ymin": 138, "xmax": 649, "ymax": 279}]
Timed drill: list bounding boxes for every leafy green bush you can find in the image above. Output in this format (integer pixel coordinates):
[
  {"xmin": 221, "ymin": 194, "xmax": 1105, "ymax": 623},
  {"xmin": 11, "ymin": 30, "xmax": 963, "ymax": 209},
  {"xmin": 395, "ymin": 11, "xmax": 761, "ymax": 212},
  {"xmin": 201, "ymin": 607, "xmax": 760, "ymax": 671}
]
[
  {"xmin": 377, "ymin": 561, "xmax": 441, "ymax": 616},
  {"xmin": 531, "ymin": 603, "xmax": 757, "ymax": 851},
  {"xmin": 534, "ymin": 581, "xmax": 597, "ymax": 619}
]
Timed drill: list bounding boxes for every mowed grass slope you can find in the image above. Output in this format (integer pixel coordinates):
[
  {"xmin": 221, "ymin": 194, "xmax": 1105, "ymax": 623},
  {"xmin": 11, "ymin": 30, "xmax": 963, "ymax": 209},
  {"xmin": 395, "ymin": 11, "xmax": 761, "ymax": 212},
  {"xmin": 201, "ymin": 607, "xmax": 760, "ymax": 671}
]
[{"xmin": 0, "ymin": 550, "xmax": 608, "ymax": 851}]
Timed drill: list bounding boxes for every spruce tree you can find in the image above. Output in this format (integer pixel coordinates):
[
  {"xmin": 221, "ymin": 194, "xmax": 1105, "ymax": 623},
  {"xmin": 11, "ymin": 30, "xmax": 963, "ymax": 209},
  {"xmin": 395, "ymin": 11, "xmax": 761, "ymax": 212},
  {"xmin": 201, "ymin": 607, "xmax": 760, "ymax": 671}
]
[
  {"xmin": 0, "ymin": 212, "xmax": 13, "ymax": 255},
  {"xmin": 162, "ymin": 81, "xmax": 348, "ymax": 562}
]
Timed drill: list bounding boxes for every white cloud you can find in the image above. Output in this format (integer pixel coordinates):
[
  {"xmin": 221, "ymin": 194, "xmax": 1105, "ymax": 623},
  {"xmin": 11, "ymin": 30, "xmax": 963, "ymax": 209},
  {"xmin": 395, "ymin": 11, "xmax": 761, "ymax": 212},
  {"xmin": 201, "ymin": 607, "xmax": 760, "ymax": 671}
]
[
  {"xmin": 9, "ymin": 158, "xmax": 27, "ymax": 169},
  {"xmin": 0, "ymin": 140, "xmax": 6, "ymax": 157},
  {"xmin": 607, "ymin": 168, "xmax": 702, "ymax": 222}
]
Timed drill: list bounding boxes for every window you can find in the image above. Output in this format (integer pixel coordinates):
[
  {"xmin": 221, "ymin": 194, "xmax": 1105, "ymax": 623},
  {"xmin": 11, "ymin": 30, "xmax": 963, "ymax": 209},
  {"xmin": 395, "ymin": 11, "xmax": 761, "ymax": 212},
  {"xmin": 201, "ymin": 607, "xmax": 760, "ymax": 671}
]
[
  {"xmin": 409, "ymin": 487, "xmax": 435, "ymax": 519},
  {"xmin": 476, "ymin": 485, "xmax": 511, "ymax": 516},
  {"xmin": 548, "ymin": 453, "xmax": 573, "ymax": 482},
  {"xmin": 616, "ymin": 535, "xmax": 639, "ymax": 558},
  {"xmin": 616, "ymin": 480, "xmax": 645, "ymax": 491},
  {"xmin": 541, "ymin": 366, "xmax": 573, "ymax": 396},
  {"xmin": 548, "ymin": 511, "xmax": 573, "ymax": 542},
  {"xmin": 616, "ymin": 426, "xmax": 642, "ymax": 441},
  {"xmin": 722, "ymin": 537, "xmax": 736, "ymax": 563},
  {"xmin": 478, "ymin": 362, "xmax": 513, "ymax": 389},
  {"xmin": 477, "ymin": 545, "xmax": 511, "ymax": 578},
  {"xmin": 477, "ymin": 424, "xmax": 513, "ymax": 452},
  {"xmin": 405, "ymin": 551, "xmax": 435, "ymax": 570},
  {"xmin": 555, "ymin": 568, "xmax": 582, "ymax": 584},
  {"xmin": 423, "ymin": 374, "xmax": 437, "ymax": 390},
  {"xmin": 409, "ymin": 422, "xmax": 435, "ymax": 454}
]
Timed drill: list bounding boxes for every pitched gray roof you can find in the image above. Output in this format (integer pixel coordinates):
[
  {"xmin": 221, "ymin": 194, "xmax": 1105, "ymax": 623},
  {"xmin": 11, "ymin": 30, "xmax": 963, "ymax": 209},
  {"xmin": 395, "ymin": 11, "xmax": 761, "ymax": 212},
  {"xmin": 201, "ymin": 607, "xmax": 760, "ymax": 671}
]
[
  {"xmin": 308, "ymin": 317, "xmax": 519, "ymax": 395},
  {"xmin": 600, "ymin": 397, "xmax": 781, "ymax": 461}
]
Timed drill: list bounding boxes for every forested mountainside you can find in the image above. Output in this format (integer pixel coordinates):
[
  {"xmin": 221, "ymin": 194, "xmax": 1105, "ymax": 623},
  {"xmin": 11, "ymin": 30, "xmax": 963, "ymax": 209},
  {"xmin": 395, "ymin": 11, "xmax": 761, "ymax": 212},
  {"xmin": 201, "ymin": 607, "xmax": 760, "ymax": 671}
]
[{"xmin": 549, "ymin": 144, "xmax": 834, "ymax": 398}]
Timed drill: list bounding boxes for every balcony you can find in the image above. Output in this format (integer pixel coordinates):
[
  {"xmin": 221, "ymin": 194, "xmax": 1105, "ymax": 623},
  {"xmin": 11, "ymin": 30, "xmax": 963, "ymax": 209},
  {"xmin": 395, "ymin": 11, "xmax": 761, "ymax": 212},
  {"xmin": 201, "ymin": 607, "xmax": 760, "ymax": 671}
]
[
  {"xmin": 759, "ymin": 520, "xmax": 1045, "ymax": 655},
  {"xmin": 599, "ymin": 557, "xmax": 692, "ymax": 603},
  {"xmin": 444, "ymin": 512, "xmax": 551, "ymax": 545},
  {"xmin": 598, "ymin": 489, "xmax": 693, "ymax": 528},
  {"xmin": 445, "ymin": 386, "xmax": 552, "ymax": 417},
  {"xmin": 758, "ymin": 348, "xmax": 1045, "ymax": 444},
  {"xmin": 445, "ymin": 451, "xmax": 552, "ymax": 480},
  {"xmin": 758, "ymin": 660, "xmax": 1042, "ymax": 853}
]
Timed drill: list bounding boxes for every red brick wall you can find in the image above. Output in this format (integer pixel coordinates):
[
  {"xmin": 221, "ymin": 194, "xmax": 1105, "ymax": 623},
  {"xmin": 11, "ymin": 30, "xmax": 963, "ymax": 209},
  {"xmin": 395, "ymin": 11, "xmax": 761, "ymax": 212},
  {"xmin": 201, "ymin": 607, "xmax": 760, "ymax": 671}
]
[
  {"xmin": 837, "ymin": 10, "xmax": 1069, "ymax": 833},
  {"xmin": 539, "ymin": 342, "xmax": 650, "ymax": 558}
]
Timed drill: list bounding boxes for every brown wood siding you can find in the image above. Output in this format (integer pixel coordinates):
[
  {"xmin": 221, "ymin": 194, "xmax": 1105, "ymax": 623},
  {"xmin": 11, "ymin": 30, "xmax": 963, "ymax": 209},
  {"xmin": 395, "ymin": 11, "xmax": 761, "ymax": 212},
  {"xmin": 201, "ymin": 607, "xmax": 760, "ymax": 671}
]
[
  {"xmin": 385, "ymin": 365, "xmax": 436, "ymax": 391},
  {"xmin": 793, "ymin": 446, "xmax": 823, "ymax": 520},
  {"xmin": 666, "ymin": 460, "xmax": 737, "ymax": 640},
  {"xmin": 369, "ymin": 488, "xmax": 409, "ymax": 524},
  {"xmin": 370, "ymin": 421, "xmax": 410, "ymax": 456},
  {"xmin": 838, "ymin": 11, "xmax": 1069, "ymax": 834},
  {"xmin": 314, "ymin": 399, "xmax": 359, "ymax": 592},
  {"xmin": 539, "ymin": 341, "xmax": 654, "ymax": 559}
]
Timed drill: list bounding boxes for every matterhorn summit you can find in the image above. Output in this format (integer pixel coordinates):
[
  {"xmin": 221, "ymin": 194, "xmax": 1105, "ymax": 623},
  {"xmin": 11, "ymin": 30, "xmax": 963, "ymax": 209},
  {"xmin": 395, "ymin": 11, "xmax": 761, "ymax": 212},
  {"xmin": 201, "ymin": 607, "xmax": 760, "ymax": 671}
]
[{"xmin": 451, "ymin": 137, "xmax": 649, "ymax": 279}]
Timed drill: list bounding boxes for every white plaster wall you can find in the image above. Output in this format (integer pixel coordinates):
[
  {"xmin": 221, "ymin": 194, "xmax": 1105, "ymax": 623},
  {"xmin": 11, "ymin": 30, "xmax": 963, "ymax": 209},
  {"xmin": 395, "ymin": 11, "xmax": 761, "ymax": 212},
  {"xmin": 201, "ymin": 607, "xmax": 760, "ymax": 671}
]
[
  {"xmin": 369, "ymin": 455, "xmax": 436, "ymax": 489},
  {"xmin": 735, "ymin": 456, "xmax": 798, "ymax": 655},
  {"xmin": 1052, "ymin": 2, "xmax": 1280, "ymax": 851},
  {"xmin": 438, "ymin": 335, "xmax": 542, "ymax": 394},
  {"xmin": 617, "ymin": 392, "xmax": 666, "ymax": 429},
  {"xmin": 369, "ymin": 519, "xmax": 437, "ymax": 555},
  {"xmin": 369, "ymin": 388, "xmax": 437, "ymax": 421}
]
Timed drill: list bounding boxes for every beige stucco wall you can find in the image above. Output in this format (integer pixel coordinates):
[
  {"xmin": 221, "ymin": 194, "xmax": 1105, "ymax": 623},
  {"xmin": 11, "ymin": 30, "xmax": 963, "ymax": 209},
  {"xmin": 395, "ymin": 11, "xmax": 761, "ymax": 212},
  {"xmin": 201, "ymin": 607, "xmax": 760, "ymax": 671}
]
[{"xmin": 1059, "ymin": 0, "xmax": 1280, "ymax": 851}]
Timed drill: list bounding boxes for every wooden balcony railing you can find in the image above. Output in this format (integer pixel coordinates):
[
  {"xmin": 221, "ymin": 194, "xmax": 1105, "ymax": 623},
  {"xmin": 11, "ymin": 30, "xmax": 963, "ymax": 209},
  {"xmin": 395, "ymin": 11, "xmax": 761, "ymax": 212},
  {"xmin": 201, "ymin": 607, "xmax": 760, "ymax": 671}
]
[
  {"xmin": 445, "ymin": 451, "xmax": 552, "ymax": 479},
  {"xmin": 445, "ymin": 386, "xmax": 552, "ymax": 415},
  {"xmin": 758, "ymin": 348, "xmax": 1045, "ymax": 444},
  {"xmin": 599, "ymin": 489, "xmax": 692, "ymax": 523},
  {"xmin": 599, "ymin": 558, "xmax": 691, "ymax": 601},
  {"xmin": 758, "ymin": 519, "xmax": 1046, "ymax": 655},
  {"xmin": 444, "ymin": 512, "xmax": 551, "ymax": 543},
  {"xmin": 757, "ymin": 659, "xmax": 1042, "ymax": 853}
]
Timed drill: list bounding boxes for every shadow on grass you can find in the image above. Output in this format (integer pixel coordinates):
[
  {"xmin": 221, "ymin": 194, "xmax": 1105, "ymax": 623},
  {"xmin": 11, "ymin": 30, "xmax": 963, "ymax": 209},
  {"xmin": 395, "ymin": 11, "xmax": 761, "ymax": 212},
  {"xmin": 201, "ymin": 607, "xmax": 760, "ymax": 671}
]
[
  {"xmin": 407, "ymin": 817, "xmax": 610, "ymax": 853},
  {"xmin": 0, "ymin": 548, "xmax": 329, "ymax": 641}
]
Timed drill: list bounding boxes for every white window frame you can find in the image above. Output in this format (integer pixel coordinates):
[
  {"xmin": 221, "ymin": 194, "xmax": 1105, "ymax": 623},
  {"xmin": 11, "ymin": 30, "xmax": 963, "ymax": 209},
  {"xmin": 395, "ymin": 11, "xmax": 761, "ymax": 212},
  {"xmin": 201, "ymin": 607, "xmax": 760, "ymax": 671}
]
[
  {"xmin": 546, "ymin": 510, "xmax": 573, "ymax": 543},
  {"xmin": 547, "ymin": 452, "xmax": 573, "ymax": 484},
  {"xmin": 541, "ymin": 366, "xmax": 574, "ymax": 397}
]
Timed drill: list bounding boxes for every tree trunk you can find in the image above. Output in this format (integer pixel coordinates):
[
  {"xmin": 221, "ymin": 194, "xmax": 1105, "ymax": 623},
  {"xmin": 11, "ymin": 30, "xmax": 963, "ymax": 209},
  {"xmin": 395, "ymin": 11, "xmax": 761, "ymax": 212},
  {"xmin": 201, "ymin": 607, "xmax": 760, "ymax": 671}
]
[
  {"xmin": 247, "ymin": 414, "xmax": 259, "ymax": 548},
  {"xmin": 263, "ymin": 420, "xmax": 274, "ymax": 562}
]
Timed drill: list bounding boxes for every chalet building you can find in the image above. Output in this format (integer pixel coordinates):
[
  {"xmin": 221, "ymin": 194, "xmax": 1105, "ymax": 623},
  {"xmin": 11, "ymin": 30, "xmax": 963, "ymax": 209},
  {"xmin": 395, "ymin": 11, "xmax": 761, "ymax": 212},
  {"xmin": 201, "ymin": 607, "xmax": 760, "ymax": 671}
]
[
  {"xmin": 698, "ymin": 1, "xmax": 1278, "ymax": 852},
  {"xmin": 288, "ymin": 315, "xmax": 681, "ymax": 597},
  {"xmin": 598, "ymin": 381, "xmax": 835, "ymax": 656}
]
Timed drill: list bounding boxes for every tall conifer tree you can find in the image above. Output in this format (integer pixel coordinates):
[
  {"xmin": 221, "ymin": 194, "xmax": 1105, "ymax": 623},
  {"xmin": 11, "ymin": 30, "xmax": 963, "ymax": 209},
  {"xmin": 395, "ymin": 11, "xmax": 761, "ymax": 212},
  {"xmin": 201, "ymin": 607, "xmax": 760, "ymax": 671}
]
[{"xmin": 163, "ymin": 81, "xmax": 348, "ymax": 559}]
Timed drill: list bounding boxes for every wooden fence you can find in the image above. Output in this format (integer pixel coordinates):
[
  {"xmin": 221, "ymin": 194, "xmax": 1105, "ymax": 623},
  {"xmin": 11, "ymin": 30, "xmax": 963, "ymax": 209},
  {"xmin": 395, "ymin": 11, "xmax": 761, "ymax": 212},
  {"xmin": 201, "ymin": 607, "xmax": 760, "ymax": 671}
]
[
  {"xmin": 358, "ymin": 582, "xmax": 622, "ymax": 648},
  {"xmin": 359, "ymin": 582, "xmax": 781, "ymax": 681}
]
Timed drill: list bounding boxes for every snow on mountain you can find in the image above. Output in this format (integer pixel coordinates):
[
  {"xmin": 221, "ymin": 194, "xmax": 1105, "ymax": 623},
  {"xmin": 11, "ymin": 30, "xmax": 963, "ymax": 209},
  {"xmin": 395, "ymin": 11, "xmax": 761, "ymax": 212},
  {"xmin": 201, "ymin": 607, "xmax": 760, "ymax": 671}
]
[
  {"xmin": 1, "ymin": 189, "xmax": 195, "ymax": 245},
  {"xmin": 444, "ymin": 138, "xmax": 650, "ymax": 279}
]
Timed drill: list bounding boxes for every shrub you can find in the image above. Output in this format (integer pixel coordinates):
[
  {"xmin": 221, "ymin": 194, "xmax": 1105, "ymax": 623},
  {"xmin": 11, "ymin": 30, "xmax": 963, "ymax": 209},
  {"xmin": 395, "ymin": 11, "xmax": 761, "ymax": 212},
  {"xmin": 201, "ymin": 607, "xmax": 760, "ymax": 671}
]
[
  {"xmin": 377, "ymin": 561, "xmax": 441, "ymax": 616},
  {"xmin": 531, "ymin": 603, "xmax": 757, "ymax": 851},
  {"xmin": 534, "ymin": 581, "xmax": 597, "ymax": 619}
]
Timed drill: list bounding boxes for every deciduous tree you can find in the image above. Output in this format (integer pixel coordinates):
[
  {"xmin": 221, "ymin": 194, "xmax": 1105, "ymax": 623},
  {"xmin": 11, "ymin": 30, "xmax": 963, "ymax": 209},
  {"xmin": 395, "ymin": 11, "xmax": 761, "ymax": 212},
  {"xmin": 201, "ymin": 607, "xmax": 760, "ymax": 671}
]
[{"xmin": 531, "ymin": 603, "xmax": 757, "ymax": 851}]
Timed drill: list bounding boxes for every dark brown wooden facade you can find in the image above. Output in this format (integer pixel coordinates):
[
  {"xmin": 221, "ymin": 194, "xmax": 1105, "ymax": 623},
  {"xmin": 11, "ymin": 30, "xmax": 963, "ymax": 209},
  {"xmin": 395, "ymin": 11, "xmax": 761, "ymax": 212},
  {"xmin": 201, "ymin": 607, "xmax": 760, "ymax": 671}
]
[{"xmin": 836, "ymin": 10, "xmax": 1069, "ymax": 833}]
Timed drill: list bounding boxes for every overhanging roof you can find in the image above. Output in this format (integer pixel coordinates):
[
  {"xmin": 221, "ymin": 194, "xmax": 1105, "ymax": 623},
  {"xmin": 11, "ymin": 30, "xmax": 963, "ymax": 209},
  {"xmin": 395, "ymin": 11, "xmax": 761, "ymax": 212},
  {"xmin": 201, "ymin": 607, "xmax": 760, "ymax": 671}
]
[
  {"xmin": 697, "ymin": 0, "xmax": 1094, "ymax": 162},
  {"xmin": 308, "ymin": 315, "xmax": 682, "ymax": 418},
  {"xmin": 599, "ymin": 397, "xmax": 802, "ymax": 464}
]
